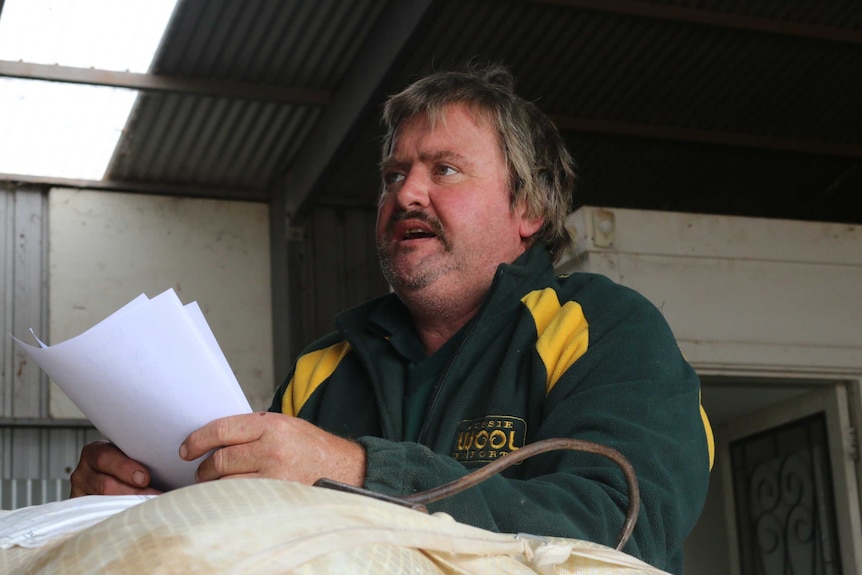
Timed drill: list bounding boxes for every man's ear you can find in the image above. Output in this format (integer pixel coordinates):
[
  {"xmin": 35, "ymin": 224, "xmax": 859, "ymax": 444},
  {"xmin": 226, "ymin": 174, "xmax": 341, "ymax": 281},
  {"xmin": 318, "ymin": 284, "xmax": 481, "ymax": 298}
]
[{"xmin": 518, "ymin": 214, "xmax": 544, "ymax": 239}]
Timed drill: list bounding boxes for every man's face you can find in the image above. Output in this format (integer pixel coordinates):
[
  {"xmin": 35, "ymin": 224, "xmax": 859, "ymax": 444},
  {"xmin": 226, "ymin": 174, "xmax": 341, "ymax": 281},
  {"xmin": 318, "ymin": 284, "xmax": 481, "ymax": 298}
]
[{"xmin": 376, "ymin": 103, "xmax": 542, "ymax": 307}]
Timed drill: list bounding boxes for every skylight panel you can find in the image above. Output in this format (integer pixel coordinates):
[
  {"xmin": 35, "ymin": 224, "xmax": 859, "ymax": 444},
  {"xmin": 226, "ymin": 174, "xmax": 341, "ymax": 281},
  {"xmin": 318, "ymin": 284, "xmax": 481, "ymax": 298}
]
[{"xmin": 0, "ymin": 0, "xmax": 179, "ymax": 180}]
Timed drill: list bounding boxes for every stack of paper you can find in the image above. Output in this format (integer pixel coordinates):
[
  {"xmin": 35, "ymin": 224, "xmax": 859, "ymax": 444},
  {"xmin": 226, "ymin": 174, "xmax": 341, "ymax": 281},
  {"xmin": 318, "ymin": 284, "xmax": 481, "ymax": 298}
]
[{"xmin": 12, "ymin": 289, "xmax": 252, "ymax": 491}]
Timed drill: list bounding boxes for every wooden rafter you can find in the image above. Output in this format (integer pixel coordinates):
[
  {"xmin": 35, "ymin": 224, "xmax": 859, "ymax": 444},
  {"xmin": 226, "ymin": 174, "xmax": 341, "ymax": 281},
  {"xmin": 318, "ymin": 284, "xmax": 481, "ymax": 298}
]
[{"xmin": 533, "ymin": 0, "xmax": 862, "ymax": 44}]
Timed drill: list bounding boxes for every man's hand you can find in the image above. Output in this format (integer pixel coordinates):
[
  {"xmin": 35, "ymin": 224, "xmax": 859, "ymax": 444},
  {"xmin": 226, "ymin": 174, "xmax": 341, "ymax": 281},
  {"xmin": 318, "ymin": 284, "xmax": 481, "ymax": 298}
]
[
  {"xmin": 180, "ymin": 412, "xmax": 366, "ymax": 487},
  {"xmin": 70, "ymin": 441, "xmax": 162, "ymax": 497}
]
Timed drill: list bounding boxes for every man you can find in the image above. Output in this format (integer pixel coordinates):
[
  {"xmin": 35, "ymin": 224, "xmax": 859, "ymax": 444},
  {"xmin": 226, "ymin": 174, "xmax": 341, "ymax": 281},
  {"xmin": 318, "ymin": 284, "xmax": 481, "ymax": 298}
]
[{"xmin": 71, "ymin": 63, "xmax": 712, "ymax": 573}]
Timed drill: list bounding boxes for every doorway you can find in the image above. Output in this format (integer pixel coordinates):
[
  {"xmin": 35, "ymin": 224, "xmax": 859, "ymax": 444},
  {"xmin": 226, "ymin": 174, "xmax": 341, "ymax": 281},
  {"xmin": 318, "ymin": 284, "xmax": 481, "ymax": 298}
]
[{"xmin": 685, "ymin": 378, "xmax": 862, "ymax": 575}]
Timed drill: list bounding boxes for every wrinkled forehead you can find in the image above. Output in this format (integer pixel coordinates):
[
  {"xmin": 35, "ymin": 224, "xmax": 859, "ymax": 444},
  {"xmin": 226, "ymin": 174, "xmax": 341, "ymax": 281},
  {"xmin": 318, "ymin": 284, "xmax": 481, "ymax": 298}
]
[{"xmin": 385, "ymin": 102, "xmax": 502, "ymax": 157}]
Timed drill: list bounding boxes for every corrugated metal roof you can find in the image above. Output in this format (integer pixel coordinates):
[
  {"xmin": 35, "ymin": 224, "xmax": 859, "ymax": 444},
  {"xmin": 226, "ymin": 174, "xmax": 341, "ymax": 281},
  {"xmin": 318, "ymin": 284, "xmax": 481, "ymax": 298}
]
[
  {"xmin": 325, "ymin": 0, "xmax": 861, "ymax": 225},
  {"xmin": 151, "ymin": 0, "xmax": 386, "ymax": 87},
  {"xmin": 106, "ymin": 0, "xmax": 385, "ymax": 192},
  {"xmin": 7, "ymin": 0, "xmax": 855, "ymax": 226}
]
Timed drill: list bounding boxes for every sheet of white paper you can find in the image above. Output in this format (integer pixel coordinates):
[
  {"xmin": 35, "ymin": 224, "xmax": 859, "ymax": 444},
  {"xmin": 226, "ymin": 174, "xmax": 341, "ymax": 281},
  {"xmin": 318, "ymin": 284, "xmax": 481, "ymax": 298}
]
[
  {"xmin": 13, "ymin": 289, "xmax": 252, "ymax": 490},
  {"xmin": 22, "ymin": 294, "xmax": 152, "ymax": 349},
  {"xmin": 183, "ymin": 301, "xmax": 249, "ymax": 409}
]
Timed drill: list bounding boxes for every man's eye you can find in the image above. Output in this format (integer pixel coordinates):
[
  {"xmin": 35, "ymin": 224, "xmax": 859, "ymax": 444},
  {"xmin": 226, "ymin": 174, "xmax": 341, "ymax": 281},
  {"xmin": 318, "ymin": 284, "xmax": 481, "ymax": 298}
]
[
  {"xmin": 383, "ymin": 172, "xmax": 405, "ymax": 185},
  {"xmin": 435, "ymin": 165, "xmax": 457, "ymax": 177}
]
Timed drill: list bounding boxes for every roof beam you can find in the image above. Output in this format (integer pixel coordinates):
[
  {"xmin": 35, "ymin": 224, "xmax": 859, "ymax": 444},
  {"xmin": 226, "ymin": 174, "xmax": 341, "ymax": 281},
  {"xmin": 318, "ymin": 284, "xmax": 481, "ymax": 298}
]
[
  {"xmin": 0, "ymin": 59, "xmax": 331, "ymax": 105},
  {"xmin": 0, "ymin": 173, "xmax": 268, "ymax": 201},
  {"xmin": 277, "ymin": 0, "xmax": 438, "ymax": 222},
  {"xmin": 551, "ymin": 116, "xmax": 862, "ymax": 159},
  {"xmin": 533, "ymin": 0, "xmax": 862, "ymax": 44}
]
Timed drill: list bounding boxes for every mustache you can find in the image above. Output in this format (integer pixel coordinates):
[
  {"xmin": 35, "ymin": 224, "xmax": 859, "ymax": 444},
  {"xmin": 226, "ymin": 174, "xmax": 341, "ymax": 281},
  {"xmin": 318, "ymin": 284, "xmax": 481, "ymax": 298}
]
[{"xmin": 384, "ymin": 210, "xmax": 450, "ymax": 248}]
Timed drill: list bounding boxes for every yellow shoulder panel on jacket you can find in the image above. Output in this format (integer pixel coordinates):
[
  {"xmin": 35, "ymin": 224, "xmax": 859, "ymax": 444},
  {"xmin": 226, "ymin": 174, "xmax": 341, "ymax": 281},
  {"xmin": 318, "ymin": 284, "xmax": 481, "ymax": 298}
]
[
  {"xmin": 281, "ymin": 341, "xmax": 352, "ymax": 416},
  {"xmin": 700, "ymin": 392, "xmax": 715, "ymax": 470},
  {"xmin": 521, "ymin": 288, "xmax": 589, "ymax": 395}
]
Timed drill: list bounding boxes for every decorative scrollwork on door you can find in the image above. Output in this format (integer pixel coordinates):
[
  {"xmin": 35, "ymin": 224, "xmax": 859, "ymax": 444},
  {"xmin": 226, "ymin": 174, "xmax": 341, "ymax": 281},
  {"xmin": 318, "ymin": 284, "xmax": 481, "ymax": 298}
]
[{"xmin": 731, "ymin": 414, "xmax": 842, "ymax": 575}]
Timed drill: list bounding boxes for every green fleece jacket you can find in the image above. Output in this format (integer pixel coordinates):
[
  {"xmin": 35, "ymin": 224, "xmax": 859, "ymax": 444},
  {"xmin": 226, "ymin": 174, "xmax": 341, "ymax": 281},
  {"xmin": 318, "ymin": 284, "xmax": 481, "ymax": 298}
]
[{"xmin": 270, "ymin": 243, "xmax": 713, "ymax": 573}]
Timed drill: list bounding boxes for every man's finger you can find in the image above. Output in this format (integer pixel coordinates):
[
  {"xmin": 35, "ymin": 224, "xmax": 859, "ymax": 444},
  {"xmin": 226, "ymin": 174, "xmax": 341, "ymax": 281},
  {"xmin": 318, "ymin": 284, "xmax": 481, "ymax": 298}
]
[
  {"xmin": 84, "ymin": 441, "xmax": 151, "ymax": 488},
  {"xmin": 194, "ymin": 443, "xmax": 261, "ymax": 482},
  {"xmin": 70, "ymin": 442, "xmax": 160, "ymax": 496},
  {"xmin": 180, "ymin": 412, "xmax": 268, "ymax": 461},
  {"xmin": 97, "ymin": 474, "xmax": 161, "ymax": 496}
]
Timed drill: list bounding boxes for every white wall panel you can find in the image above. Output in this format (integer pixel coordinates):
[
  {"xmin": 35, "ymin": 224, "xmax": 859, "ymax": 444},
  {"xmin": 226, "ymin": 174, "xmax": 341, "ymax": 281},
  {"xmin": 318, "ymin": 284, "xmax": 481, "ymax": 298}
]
[
  {"xmin": 560, "ymin": 206, "xmax": 862, "ymax": 373},
  {"xmin": 48, "ymin": 188, "xmax": 274, "ymax": 414},
  {"xmin": 0, "ymin": 185, "xmax": 48, "ymax": 419}
]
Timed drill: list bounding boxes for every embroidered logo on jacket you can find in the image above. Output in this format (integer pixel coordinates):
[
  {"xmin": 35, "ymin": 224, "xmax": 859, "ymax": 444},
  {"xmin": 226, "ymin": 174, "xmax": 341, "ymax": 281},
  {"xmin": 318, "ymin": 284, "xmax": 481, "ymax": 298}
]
[{"xmin": 452, "ymin": 416, "xmax": 526, "ymax": 463}]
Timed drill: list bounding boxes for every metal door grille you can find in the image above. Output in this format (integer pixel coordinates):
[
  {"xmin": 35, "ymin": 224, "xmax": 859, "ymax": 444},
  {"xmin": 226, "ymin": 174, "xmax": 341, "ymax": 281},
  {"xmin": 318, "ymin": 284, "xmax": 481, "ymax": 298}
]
[{"xmin": 730, "ymin": 413, "xmax": 842, "ymax": 575}]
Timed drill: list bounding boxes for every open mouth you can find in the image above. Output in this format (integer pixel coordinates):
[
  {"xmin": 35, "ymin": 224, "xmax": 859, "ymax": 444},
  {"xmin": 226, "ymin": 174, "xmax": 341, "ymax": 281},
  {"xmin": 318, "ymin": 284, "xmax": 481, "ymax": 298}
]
[
  {"xmin": 390, "ymin": 218, "xmax": 440, "ymax": 242},
  {"xmin": 401, "ymin": 227, "xmax": 436, "ymax": 240},
  {"xmin": 386, "ymin": 212, "xmax": 448, "ymax": 248}
]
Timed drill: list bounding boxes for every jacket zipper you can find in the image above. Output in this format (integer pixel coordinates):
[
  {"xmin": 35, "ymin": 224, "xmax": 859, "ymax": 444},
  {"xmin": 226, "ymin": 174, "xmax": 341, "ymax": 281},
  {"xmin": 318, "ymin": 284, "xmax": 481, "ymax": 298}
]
[{"xmin": 415, "ymin": 268, "xmax": 511, "ymax": 443}]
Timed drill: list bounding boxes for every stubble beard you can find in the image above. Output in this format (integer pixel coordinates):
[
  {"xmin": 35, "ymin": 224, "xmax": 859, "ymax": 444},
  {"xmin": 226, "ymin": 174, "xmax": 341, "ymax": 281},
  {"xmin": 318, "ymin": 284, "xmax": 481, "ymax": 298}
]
[
  {"xmin": 377, "ymin": 220, "xmax": 499, "ymax": 323},
  {"xmin": 378, "ymin": 245, "xmax": 470, "ymax": 322},
  {"xmin": 378, "ymin": 240, "xmax": 497, "ymax": 325},
  {"xmin": 377, "ymin": 238, "xmax": 457, "ymax": 292},
  {"xmin": 377, "ymin": 210, "xmax": 455, "ymax": 291}
]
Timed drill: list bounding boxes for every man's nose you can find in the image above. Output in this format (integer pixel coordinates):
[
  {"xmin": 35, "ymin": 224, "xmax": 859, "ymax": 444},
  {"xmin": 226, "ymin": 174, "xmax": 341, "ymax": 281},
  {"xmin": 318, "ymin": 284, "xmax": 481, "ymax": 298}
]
[{"xmin": 395, "ymin": 169, "xmax": 431, "ymax": 209}]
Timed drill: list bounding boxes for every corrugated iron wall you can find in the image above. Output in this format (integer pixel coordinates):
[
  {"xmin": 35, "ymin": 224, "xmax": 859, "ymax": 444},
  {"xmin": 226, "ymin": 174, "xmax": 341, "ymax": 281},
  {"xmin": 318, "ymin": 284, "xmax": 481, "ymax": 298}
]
[
  {"xmin": 0, "ymin": 478, "xmax": 70, "ymax": 509},
  {"xmin": 0, "ymin": 184, "xmax": 101, "ymax": 509}
]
